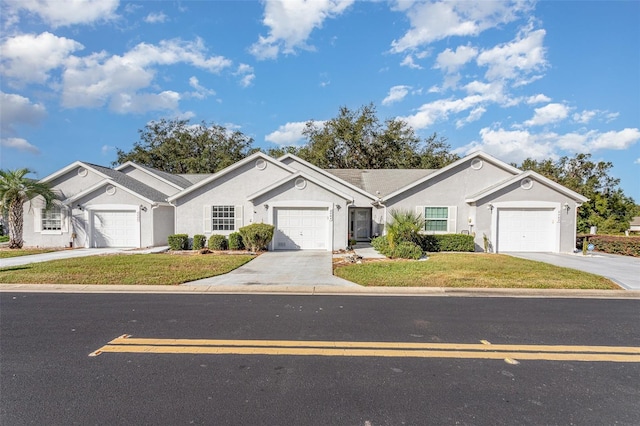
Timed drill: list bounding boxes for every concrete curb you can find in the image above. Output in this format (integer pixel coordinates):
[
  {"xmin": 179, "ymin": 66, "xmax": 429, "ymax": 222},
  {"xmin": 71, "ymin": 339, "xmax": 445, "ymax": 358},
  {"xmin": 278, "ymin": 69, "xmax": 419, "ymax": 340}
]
[{"xmin": 1, "ymin": 283, "xmax": 639, "ymax": 299}]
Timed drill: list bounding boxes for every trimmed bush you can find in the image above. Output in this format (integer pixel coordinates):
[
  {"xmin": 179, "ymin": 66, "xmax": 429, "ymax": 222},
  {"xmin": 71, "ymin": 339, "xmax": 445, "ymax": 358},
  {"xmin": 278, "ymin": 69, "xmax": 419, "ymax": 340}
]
[
  {"xmin": 239, "ymin": 223, "xmax": 275, "ymax": 252},
  {"xmin": 391, "ymin": 241, "xmax": 424, "ymax": 260},
  {"xmin": 578, "ymin": 235, "xmax": 640, "ymax": 257},
  {"xmin": 371, "ymin": 235, "xmax": 390, "ymax": 254},
  {"xmin": 208, "ymin": 234, "xmax": 228, "ymax": 251},
  {"xmin": 167, "ymin": 234, "xmax": 189, "ymax": 251},
  {"xmin": 419, "ymin": 234, "xmax": 475, "ymax": 252},
  {"xmin": 0, "ymin": 235, "xmax": 9, "ymax": 243},
  {"xmin": 192, "ymin": 234, "xmax": 206, "ymax": 250},
  {"xmin": 228, "ymin": 232, "xmax": 244, "ymax": 250}
]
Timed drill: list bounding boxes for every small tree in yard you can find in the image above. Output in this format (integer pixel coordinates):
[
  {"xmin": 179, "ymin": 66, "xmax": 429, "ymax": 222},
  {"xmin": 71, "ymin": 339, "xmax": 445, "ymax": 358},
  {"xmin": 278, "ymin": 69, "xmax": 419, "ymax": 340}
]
[
  {"xmin": 386, "ymin": 209, "xmax": 424, "ymax": 249},
  {"xmin": 0, "ymin": 168, "xmax": 56, "ymax": 249}
]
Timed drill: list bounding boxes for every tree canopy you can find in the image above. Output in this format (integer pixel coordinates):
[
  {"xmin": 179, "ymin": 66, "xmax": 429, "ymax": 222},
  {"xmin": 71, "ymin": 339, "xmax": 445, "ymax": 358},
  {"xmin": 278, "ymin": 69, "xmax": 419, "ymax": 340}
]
[
  {"xmin": 518, "ymin": 154, "xmax": 638, "ymax": 234},
  {"xmin": 114, "ymin": 118, "xmax": 255, "ymax": 173},
  {"xmin": 266, "ymin": 104, "xmax": 459, "ymax": 169}
]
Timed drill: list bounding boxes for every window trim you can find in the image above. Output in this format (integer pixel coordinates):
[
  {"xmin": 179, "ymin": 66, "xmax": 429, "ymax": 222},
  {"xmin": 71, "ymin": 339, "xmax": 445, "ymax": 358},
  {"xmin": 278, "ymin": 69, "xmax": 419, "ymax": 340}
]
[
  {"xmin": 211, "ymin": 205, "xmax": 236, "ymax": 232},
  {"xmin": 418, "ymin": 205, "xmax": 457, "ymax": 234}
]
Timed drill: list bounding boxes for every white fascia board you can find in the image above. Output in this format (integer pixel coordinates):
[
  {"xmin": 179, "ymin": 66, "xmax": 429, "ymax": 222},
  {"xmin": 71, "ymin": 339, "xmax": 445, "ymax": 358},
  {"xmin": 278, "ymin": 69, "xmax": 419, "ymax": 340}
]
[
  {"xmin": 39, "ymin": 161, "xmax": 110, "ymax": 183},
  {"xmin": 168, "ymin": 152, "xmax": 296, "ymax": 202},
  {"xmin": 63, "ymin": 179, "xmax": 155, "ymax": 205},
  {"xmin": 114, "ymin": 161, "xmax": 184, "ymax": 190},
  {"xmin": 465, "ymin": 170, "xmax": 589, "ymax": 203},
  {"xmin": 279, "ymin": 153, "xmax": 378, "ymax": 201},
  {"xmin": 247, "ymin": 171, "xmax": 353, "ymax": 202},
  {"xmin": 382, "ymin": 151, "xmax": 522, "ymax": 202}
]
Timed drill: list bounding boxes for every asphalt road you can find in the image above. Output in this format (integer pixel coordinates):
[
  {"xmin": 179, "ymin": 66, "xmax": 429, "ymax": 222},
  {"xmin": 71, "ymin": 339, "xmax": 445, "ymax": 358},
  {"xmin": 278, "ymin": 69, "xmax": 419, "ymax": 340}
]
[{"xmin": 1, "ymin": 293, "xmax": 639, "ymax": 425}]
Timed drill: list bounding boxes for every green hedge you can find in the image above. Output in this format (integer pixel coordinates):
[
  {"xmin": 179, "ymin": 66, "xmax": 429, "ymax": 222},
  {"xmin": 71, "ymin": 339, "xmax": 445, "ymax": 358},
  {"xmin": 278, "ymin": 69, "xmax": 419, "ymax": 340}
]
[
  {"xmin": 239, "ymin": 223, "xmax": 274, "ymax": 252},
  {"xmin": 228, "ymin": 232, "xmax": 244, "ymax": 250},
  {"xmin": 167, "ymin": 234, "xmax": 189, "ymax": 250},
  {"xmin": 208, "ymin": 234, "xmax": 228, "ymax": 251},
  {"xmin": 419, "ymin": 234, "xmax": 475, "ymax": 252},
  {"xmin": 0, "ymin": 235, "xmax": 9, "ymax": 243},
  {"xmin": 192, "ymin": 234, "xmax": 206, "ymax": 250},
  {"xmin": 391, "ymin": 241, "xmax": 424, "ymax": 260},
  {"xmin": 578, "ymin": 235, "xmax": 640, "ymax": 257}
]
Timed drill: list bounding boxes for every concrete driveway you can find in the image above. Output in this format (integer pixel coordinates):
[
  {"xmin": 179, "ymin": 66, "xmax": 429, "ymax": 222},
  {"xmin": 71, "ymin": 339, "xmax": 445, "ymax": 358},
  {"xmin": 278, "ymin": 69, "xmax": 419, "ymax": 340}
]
[
  {"xmin": 507, "ymin": 252, "xmax": 640, "ymax": 290},
  {"xmin": 0, "ymin": 247, "xmax": 168, "ymax": 268},
  {"xmin": 186, "ymin": 251, "xmax": 359, "ymax": 287}
]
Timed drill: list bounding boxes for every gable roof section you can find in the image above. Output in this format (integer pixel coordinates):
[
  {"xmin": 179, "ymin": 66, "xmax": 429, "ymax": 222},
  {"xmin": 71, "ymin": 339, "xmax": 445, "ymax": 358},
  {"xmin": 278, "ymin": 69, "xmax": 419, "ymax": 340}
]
[
  {"xmin": 115, "ymin": 161, "xmax": 193, "ymax": 190},
  {"xmin": 279, "ymin": 154, "xmax": 378, "ymax": 201},
  {"xmin": 63, "ymin": 179, "xmax": 169, "ymax": 205},
  {"xmin": 247, "ymin": 171, "xmax": 353, "ymax": 202},
  {"xmin": 168, "ymin": 152, "xmax": 297, "ymax": 202},
  {"xmin": 326, "ymin": 169, "xmax": 436, "ymax": 198},
  {"xmin": 465, "ymin": 170, "xmax": 589, "ymax": 203},
  {"xmin": 39, "ymin": 160, "xmax": 111, "ymax": 183},
  {"xmin": 381, "ymin": 151, "xmax": 522, "ymax": 202}
]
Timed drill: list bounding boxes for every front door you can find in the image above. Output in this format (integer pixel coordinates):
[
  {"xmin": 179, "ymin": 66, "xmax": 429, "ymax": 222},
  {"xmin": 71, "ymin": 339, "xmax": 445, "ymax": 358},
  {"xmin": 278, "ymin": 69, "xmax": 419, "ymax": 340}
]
[{"xmin": 349, "ymin": 208, "xmax": 371, "ymax": 241}]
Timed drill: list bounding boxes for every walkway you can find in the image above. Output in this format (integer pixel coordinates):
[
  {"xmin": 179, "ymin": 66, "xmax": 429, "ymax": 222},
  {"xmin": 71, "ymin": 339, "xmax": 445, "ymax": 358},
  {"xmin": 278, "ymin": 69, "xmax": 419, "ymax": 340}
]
[
  {"xmin": 507, "ymin": 252, "xmax": 640, "ymax": 290},
  {"xmin": 186, "ymin": 251, "xmax": 359, "ymax": 287}
]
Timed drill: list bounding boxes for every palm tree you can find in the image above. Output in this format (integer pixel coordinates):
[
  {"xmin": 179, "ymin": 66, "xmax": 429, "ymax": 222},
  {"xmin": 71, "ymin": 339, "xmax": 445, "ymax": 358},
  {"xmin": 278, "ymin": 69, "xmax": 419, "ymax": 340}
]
[
  {"xmin": 0, "ymin": 168, "xmax": 56, "ymax": 249},
  {"xmin": 386, "ymin": 209, "xmax": 425, "ymax": 248}
]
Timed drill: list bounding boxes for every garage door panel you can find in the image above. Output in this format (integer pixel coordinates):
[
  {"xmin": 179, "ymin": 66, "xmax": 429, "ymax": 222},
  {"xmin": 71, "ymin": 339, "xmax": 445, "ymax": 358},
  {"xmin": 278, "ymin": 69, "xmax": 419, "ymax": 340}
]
[
  {"xmin": 92, "ymin": 210, "xmax": 138, "ymax": 248},
  {"xmin": 274, "ymin": 207, "xmax": 328, "ymax": 250},
  {"xmin": 497, "ymin": 208, "xmax": 555, "ymax": 252}
]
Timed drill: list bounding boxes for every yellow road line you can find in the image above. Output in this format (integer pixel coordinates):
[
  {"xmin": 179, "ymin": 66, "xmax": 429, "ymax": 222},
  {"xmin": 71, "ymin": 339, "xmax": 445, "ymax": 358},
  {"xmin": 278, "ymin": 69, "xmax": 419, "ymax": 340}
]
[
  {"xmin": 107, "ymin": 336, "xmax": 640, "ymax": 354},
  {"xmin": 92, "ymin": 344, "xmax": 640, "ymax": 362}
]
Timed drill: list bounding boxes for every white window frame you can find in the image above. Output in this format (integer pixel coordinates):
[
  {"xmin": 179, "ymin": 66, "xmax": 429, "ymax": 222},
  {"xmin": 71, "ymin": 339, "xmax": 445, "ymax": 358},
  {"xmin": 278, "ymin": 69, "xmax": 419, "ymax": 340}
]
[
  {"xmin": 417, "ymin": 206, "xmax": 457, "ymax": 234},
  {"xmin": 34, "ymin": 205, "xmax": 68, "ymax": 235},
  {"xmin": 204, "ymin": 205, "xmax": 243, "ymax": 234}
]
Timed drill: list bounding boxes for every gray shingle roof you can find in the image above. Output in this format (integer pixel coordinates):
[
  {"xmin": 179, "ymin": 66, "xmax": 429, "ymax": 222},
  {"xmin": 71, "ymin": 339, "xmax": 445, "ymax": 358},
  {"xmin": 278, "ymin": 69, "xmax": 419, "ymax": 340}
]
[
  {"xmin": 178, "ymin": 174, "xmax": 214, "ymax": 185},
  {"xmin": 325, "ymin": 169, "xmax": 436, "ymax": 197},
  {"xmin": 84, "ymin": 163, "xmax": 169, "ymax": 203},
  {"xmin": 134, "ymin": 164, "xmax": 194, "ymax": 189}
]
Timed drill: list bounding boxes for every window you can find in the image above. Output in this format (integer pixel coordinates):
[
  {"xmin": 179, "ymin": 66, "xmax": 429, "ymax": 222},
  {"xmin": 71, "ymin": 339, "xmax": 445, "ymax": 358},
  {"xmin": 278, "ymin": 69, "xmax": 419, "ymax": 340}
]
[
  {"xmin": 425, "ymin": 207, "xmax": 448, "ymax": 232},
  {"xmin": 212, "ymin": 205, "xmax": 235, "ymax": 231},
  {"xmin": 42, "ymin": 207, "xmax": 62, "ymax": 231}
]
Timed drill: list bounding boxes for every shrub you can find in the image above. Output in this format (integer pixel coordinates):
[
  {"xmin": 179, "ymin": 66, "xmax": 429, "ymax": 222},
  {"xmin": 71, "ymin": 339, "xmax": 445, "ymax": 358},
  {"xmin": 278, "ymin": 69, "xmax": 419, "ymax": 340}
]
[
  {"xmin": 239, "ymin": 223, "xmax": 275, "ymax": 252},
  {"xmin": 208, "ymin": 234, "xmax": 228, "ymax": 251},
  {"xmin": 578, "ymin": 235, "xmax": 640, "ymax": 257},
  {"xmin": 228, "ymin": 232, "xmax": 244, "ymax": 250},
  {"xmin": 391, "ymin": 241, "xmax": 424, "ymax": 260},
  {"xmin": 349, "ymin": 238, "xmax": 358, "ymax": 247},
  {"xmin": 0, "ymin": 235, "xmax": 9, "ymax": 243},
  {"xmin": 192, "ymin": 234, "xmax": 206, "ymax": 250},
  {"xmin": 167, "ymin": 234, "xmax": 189, "ymax": 251},
  {"xmin": 371, "ymin": 235, "xmax": 390, "ymax": 255},
  {"xmin": 419, "ymin": 234, "xmax": 475, "ymax": 252},
  {"xmin": 386, "ymin": 209, "xmax": 424, "ymax": 248}
]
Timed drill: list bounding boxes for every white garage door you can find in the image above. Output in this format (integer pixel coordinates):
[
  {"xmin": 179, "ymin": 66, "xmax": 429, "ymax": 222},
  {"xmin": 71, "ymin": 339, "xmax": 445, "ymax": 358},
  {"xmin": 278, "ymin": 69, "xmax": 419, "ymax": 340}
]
[
  {"xmin": 92, "ymin": 210, "xmax": 138, "ymax": 248},
  {"xmin": 497, "ymin": 208, "xmax": 555, "ymax": 252},
  {"xmin": 274, "ymin": 208, "xmax": 328, "ymax": 250}
]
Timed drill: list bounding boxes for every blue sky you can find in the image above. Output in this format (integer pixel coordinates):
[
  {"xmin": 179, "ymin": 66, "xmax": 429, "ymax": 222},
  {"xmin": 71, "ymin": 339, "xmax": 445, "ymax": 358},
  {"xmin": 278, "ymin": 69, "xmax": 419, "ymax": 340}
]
[{"xmin": 1, "ymin": 0, "xmax": 639, "ymax": 200}]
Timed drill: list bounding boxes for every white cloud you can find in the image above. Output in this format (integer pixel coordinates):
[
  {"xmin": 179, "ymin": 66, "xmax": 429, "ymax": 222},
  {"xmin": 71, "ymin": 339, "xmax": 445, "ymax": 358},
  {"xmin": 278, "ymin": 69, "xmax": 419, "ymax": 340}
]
[
  {"xmin": 391, "ymin": 1, "xmax": 533, "ymax": 53},
  {"xmin": 0, "ymin": 32, "xmax": 84, "ymax": 85},
  {"xmin": 101, "ymin": 144, "xmax": 115, "ymax": 155},
  {"xmin": 382, "ymin": 85, "xmax": 411, "ymax": 106},
  {"xmin": 250, "ymin": 0, "xmax": 354, "ymax": 60},
  {"xmin": 1, "ymin": 137, "xmax": 40, "ymax": 154},
  {"xmin": 455, "ymin": 106, "xmax": 486, "ymax": 128},
  {"xmin": 0, "ymin": 91, "xmax": 47, "ymax": 134},
  {"xmin": 572, "ymin": 110, "xmax": 597, "ymax": 124},
  {"xmin": 458, "ymin": 127, "xmax": 640, "ymax": 164},
  {"xmin": 635, "ymin": 158, "xmax": 640, "ymax": 165},
  {"xmin": 476, "ymin": 26, "xmax": 547, "ymax": 84},
  {"xmin": 61, "ymin": 38, "xmax": 231, "ymax": 113},
  {"xmin": 400, "ymin": 55, "xmax": 422, "ymax": 69},
  {"xmin": 265, "ymin": 121, "xmax": 310, "ymax": 145},
  {"xmin": 235, "ymin": 63, "xmax": 255, "ymax": 88},
  {"xmin": 523, "ymin": 103, "xmax": 569, "ymax": 126},
  {"xmin": 144, "ymin": 11, "xmax": 168, "ymax": 24},
  {"xmin": 5, "ymin": 0, "xmax": 120, "ymax": 28},
  {"xmin": 526, "ymin": 94, "xmax": 551, "ymax": 104},
  {"xmin": 399, "ymin": 95, "xmax": 485, "ymax": 130},
  {"xmin": 187, "ymin": 76, "xmax": 216, "ymax": 99},
  {"xmin": 434, "ymin": 45, "xmax": 478, "ymax": 74}
]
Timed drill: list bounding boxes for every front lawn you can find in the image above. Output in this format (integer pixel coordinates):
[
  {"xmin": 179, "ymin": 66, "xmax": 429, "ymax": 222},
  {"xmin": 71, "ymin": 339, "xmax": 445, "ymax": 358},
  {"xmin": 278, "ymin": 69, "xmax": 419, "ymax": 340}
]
[
  {"xmin": 335, "ymin": 253, "xmax": 619, "ymax": 289},
  {"xmin": 0, "ymin": 248, "xmax": 58, "ymax": 259},
  {"xmin": 0, "ymin": 253, "xmax": 254, "ymax": 285}
]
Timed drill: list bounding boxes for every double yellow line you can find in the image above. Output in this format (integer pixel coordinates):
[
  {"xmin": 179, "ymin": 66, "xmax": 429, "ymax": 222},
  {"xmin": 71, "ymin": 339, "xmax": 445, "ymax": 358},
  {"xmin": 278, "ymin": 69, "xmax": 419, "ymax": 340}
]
[{"xmin": 89, "ymin": 335, "xmax": 640, "ymax": 363}]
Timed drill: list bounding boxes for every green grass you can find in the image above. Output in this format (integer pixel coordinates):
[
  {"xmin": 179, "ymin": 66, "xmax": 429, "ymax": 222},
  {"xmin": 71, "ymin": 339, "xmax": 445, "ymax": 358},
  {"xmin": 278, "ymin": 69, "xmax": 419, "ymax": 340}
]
[
  {"xmin": 0, "ymin": 248, "xmax": 58, "ymax": 259},
  {"xmin": 335, "ymin": 253, "xmax": 619, "ymax": 289},
  {"xmin": 0, "ymin": 253, "xmax": 254, "ymax": 285}
]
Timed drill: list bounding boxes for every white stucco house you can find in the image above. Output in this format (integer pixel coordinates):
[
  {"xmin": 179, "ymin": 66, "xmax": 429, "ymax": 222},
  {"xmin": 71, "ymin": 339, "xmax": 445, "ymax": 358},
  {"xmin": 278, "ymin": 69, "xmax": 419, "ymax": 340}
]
[{"xmin": 22, "ymin": 151, "xmax": 588, "ymax": 253}]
